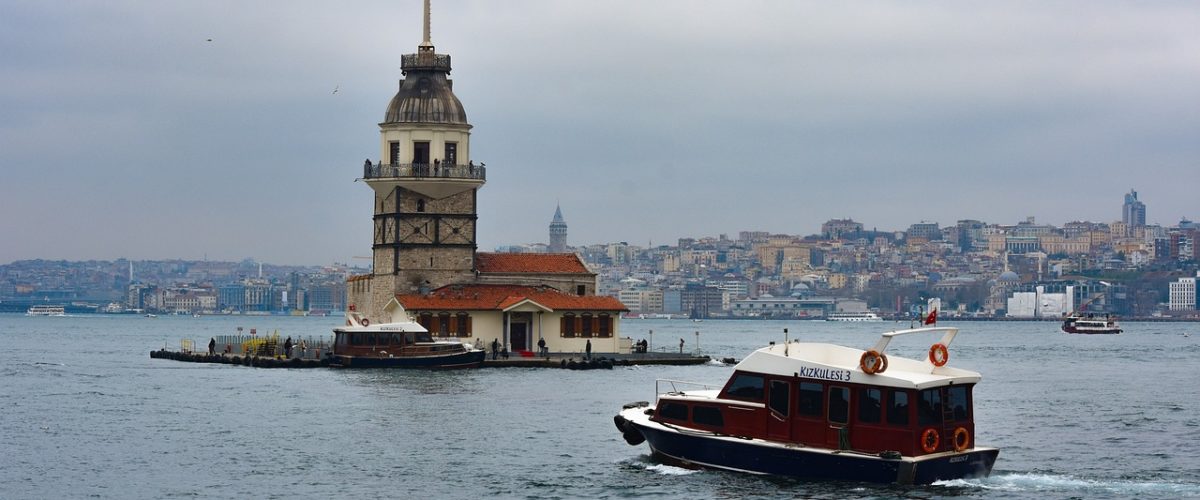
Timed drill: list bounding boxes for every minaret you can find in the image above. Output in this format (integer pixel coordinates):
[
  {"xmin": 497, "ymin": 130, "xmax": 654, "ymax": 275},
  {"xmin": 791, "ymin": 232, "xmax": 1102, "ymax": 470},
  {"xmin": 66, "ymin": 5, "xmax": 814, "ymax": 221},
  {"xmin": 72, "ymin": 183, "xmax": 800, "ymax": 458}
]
[
  {"xmin": 355, "ymin": 0, "xmax": 485, "ymax": 316},
  {"xmin": 549, "ymin": 204, "xmax": 568, "ymax": 252}
]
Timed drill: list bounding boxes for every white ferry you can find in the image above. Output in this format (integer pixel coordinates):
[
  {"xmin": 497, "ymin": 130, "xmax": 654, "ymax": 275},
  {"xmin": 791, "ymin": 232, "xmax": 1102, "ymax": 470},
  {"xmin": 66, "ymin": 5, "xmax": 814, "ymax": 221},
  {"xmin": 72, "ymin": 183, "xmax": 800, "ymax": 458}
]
[
  {"xmin": 826, "ymin": 312, "xmax": 883, "ymax": 322},
  {"xmin": 26, "ymin": 305, "xmax": 66, "ymax": 316},
  {"xmin": 614, "ymin": 326, "xmax": 998, "ymax": 484}
]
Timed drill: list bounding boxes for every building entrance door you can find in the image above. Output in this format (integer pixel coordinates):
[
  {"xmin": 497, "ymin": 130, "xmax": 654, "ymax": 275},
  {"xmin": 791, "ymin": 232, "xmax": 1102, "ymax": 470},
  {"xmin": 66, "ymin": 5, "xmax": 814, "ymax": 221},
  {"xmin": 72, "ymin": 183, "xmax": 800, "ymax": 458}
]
[{"xmin": 510, "ymin": 323, "xmax": 528, "ymax": 353}]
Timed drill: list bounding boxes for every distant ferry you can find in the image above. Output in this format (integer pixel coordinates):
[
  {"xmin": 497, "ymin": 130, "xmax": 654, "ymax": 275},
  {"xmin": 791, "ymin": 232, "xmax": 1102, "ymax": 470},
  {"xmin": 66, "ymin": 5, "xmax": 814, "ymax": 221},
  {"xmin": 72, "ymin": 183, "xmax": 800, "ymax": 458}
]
[
  {"xmin": 27, "ymin": 305, "xmax": 66, "ymax": 316},
  {"xmin": 827, "ymin": 312, "xmax": 883, "ymax": 322},
  {"xmin": 1061, "ymin": 312, "xmax": 1121, "ymax": 335}
]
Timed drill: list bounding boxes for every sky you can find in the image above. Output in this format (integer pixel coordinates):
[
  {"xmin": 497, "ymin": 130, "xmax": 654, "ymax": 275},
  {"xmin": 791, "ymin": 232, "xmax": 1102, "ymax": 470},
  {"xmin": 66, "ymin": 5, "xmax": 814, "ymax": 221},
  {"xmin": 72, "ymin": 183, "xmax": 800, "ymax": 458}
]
[{"xmin": 2, "ymin": 1, "xmax": 1198, "ymax": 266}]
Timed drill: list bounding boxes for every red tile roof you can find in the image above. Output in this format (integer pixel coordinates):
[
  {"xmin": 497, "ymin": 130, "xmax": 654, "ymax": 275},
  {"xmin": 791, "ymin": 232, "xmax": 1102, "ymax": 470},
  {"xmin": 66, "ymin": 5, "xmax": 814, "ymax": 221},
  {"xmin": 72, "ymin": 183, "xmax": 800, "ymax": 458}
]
[
  {"xmin": 396, "ymin": 284, "xmax": 627, "ymax": 312},
  {"xmin": 475, "ymin": 252, "xmax": 591, "ymax": 274}
]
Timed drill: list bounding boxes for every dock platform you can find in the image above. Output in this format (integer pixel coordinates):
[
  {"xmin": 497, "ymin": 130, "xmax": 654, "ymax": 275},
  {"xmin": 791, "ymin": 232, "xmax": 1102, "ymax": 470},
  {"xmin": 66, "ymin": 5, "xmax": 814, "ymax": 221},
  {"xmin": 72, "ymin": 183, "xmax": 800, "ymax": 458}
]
[{"xmin": 149, "ymin": 349, "xmax": 714, "ymax": 369}]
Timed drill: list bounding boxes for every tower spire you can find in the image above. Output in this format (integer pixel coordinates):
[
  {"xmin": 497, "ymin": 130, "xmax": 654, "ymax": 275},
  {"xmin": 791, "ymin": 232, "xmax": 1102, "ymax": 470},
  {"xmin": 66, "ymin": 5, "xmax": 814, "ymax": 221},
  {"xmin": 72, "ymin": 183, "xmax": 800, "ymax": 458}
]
[{"xmin": 420, "ymin": 0, "xmax": 433, "ymax": 49}]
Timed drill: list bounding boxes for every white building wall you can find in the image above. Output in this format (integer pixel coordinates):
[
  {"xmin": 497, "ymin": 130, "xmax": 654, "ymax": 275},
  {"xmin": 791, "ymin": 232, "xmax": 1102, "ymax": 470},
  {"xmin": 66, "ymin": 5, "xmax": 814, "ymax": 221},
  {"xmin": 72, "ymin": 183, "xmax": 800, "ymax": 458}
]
[{"xmin": 1169, "ymin": 276, "xmax": 1197, "ymax": 310}]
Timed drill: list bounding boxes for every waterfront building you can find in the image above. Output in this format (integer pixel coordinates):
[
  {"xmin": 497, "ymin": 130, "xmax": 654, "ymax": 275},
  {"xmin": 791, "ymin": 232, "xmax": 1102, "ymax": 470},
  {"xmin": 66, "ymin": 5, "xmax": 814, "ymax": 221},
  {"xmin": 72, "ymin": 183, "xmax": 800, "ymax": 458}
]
[
  {"xmin": 1123, "ymin": 189, "xmax": 1146, "ymax": 227},
  {"xmin": 1168, "ymin": 273, "xmax": 1197, "ymax": 311},
  {"xmin": 346, "ymin": 1, "xmax": 626, "ymax": 353},
  {"xmin": 548, "ymin": 204, "xmax": 568, "ymax": 252}
]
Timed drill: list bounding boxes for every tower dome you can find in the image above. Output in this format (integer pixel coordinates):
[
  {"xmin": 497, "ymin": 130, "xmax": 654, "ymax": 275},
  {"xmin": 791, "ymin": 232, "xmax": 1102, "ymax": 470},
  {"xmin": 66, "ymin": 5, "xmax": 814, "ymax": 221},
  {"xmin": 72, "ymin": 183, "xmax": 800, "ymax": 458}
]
[{"xmin": 384, "ymin": 54, "xmax": 468, "ymax": 125}]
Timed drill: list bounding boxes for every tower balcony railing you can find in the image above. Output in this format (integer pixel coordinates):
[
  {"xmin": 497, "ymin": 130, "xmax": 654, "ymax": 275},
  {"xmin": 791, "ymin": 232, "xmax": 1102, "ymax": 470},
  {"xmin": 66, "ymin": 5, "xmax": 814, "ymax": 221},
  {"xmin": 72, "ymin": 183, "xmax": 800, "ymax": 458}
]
[{"xmin": 363, "ymin": 162, "xmax": 486, "ymax": 181}]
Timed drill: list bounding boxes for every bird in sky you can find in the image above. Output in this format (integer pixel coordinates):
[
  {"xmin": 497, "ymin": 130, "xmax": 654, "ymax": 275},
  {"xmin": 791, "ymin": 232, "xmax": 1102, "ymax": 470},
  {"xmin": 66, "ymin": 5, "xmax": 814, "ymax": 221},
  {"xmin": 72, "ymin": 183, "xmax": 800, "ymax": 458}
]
[
  {"xmin": 332, "ymin": 85, "xmax": 339, "ymax": 95},
  {"xmin": 206, "ymin": 38, "xmax": 213, "ymax": 42}
]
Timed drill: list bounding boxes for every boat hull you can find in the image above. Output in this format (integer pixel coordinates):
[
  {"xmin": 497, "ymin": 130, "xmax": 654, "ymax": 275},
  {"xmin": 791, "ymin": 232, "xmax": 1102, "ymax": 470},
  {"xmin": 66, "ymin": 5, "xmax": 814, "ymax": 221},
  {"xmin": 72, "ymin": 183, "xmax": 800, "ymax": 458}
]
[
  {"xmin": 333, "ymin": 349, "xmax": 485, "ymax": 369},
  {"xmin": 615, "ymin": 409, "xmax": 998, "ymax": 485}
]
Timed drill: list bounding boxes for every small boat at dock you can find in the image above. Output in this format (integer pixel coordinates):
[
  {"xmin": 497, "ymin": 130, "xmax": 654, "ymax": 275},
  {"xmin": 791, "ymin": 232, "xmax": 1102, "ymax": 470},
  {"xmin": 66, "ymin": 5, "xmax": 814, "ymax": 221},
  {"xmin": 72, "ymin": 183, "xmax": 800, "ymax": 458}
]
[
  {"xmin": 614, "ymin": 326, "xmax": 998, "ymax": 484},
  {"xmin": 331, "ymin": 299, "xmax": 485, "ymax": 368}
]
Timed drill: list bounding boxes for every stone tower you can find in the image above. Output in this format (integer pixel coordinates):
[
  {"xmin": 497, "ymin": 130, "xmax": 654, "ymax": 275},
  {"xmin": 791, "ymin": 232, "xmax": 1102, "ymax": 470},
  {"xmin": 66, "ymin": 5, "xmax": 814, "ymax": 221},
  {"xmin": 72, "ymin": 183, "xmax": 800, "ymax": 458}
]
[
  {"xmin": 548, "ymin": 203, "xmax": 568, "ymax": 252},
  {"xmin": 357, "ymin": 0, "xmax": 485, "ymax": 316}
]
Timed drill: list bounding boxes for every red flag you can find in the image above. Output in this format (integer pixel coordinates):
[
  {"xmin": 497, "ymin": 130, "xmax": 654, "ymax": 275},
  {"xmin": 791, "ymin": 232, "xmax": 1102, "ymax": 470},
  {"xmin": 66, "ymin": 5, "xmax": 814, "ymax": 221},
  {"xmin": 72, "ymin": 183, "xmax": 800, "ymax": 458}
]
[{"xmin": 923, "ymin": 309, "xmax": 937, "ymax": 325}]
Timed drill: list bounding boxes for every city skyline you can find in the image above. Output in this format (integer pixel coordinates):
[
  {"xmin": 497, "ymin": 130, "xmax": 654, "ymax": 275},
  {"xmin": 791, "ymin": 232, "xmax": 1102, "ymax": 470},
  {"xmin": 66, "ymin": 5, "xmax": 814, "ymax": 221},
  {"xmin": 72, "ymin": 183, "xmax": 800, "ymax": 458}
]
[{"xmin": 2, "ymin": 1, "xmax": 1198, "ymax": 265}]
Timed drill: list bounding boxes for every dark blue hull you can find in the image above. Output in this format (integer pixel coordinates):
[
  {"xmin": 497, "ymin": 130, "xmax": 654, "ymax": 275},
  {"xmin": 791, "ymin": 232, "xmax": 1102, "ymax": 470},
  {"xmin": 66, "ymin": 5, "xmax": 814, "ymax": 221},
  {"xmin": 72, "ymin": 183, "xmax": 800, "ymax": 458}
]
[
  {"xmin": 623, "ymin": 415, "xmax": 997, "ymax": 484},
  {"xmin": 334, "ymin": 350, "xmax": 485, "ymax": 369}
]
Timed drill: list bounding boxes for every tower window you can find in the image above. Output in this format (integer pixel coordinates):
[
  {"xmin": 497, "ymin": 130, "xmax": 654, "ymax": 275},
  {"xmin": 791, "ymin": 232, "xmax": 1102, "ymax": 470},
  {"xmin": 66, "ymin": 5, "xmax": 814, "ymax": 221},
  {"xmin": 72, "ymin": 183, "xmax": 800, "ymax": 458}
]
[
  {"xmin": 416, "ymin": 199, "xmax": 425, "ymax": 212},
  {"xmin": 577, "ymin": 285, "xmax": 586, "ymax": 295},
  {"xmin": 389, "ymin": 141, "xmax": 400, "ymax": 165},
  {"xmin": 445, "ymin": 143, "xmax": 457, "ymax": 165},
  {"xmin": 413, "ymin": 141, "xmax": 430, "ymax": 165}
]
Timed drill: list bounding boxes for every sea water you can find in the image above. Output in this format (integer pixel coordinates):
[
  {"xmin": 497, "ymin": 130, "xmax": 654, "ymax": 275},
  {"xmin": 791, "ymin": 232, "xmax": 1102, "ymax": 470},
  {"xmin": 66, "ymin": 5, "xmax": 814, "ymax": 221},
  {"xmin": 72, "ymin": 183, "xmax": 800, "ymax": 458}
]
[{"xmin": 2, "ymin": 314, "xmax": 1198, "ymax": 499}]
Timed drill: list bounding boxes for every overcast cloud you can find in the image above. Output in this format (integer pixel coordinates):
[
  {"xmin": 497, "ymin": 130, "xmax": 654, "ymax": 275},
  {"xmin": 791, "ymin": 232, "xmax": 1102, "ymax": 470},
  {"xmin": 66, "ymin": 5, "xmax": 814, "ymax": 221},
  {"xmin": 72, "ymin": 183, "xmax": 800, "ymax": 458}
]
[{"xmin": 2, "ymin": 1, "xmax": 1197, "ymax": 265}]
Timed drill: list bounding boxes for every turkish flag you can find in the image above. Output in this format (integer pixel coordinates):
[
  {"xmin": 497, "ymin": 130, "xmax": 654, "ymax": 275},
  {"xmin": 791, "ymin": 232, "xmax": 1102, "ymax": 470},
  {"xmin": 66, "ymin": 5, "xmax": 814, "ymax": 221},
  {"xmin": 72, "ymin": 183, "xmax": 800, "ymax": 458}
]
[{"xmin": 923, "ymin": 309, "xmax": 937, "ymax": 325}]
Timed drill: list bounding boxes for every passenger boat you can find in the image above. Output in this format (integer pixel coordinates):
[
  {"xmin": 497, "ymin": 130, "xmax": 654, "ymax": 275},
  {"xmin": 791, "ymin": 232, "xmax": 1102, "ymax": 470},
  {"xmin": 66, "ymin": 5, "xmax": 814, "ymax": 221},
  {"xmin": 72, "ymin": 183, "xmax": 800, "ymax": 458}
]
[
  {"xmin": 826, "ymin": 312, "xmax": 883, "ymax": 322},
  {"xmin": 1061, "ymin": 313, "xmax": 1122, "ymax": 334},
  {"xmin": 26, "ymin": 305, "xmax": 66, "ymax": 316},
  {"xmin": 614, "ymin": 326, "xmax": 999, "ymax": 484},
  {"xmin": 332, "ymin": 299, "xmax": 485, "ymax": 368}
]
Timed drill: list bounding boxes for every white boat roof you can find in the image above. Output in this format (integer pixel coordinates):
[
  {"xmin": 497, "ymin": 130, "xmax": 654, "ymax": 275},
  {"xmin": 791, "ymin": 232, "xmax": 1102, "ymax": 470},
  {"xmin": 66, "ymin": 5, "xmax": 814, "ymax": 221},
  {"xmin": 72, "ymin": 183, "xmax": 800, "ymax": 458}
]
[
  {"xmin": 733, "ymin": 326, "xmax": 981, "ymax": 390},
  {"xmin": 335, "ymin": 297, "xmax": 428, "ymax": 333}
]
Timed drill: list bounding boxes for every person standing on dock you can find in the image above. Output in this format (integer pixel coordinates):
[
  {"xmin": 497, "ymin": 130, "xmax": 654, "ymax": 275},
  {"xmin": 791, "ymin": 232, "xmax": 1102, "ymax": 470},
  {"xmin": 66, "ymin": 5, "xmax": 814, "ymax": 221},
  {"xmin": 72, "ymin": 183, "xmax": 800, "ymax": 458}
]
[
  {"xmin": 208, "ymin": 338, "xmax": 216, "ymax": 355},
  {"xmin": 537, "ymin": 337, "xmax": 547, "ymax": 357},
  {"xmin": 585, "ymin": 339, "xmax": 592, "ymax": 360},
  {"xmin": 679, "ymin": 338, "xmax": 685, "ymax": 354},
  {"xmin": 284, "ymin": 337, "xmax": 294, "ymax": 358},
  {"xmin": 491, "ymin": 338, "xmax": 499, "ymax": 360}
]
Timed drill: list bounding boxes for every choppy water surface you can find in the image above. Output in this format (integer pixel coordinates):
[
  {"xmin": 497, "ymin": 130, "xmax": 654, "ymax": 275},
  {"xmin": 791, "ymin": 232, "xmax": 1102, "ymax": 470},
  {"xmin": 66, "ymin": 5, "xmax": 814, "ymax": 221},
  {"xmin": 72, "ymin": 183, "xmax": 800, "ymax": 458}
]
[{"xmin": 2, "ymin": 315, "xmax": 1199, "ymax": 499}]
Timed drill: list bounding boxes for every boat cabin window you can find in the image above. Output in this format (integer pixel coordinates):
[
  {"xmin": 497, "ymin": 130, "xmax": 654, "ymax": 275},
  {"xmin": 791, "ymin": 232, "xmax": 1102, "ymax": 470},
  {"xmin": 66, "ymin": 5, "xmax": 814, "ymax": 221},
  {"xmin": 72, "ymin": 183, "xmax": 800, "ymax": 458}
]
[
  {"xmin": 888, "ymin": 391, "xmax": 910, "ymax": 426},
  {"xmin": 768, "ymin": 380, "xmax": 790, "ymax": 417},
  {"xmin": 858, "ymin": 388, "xmax": 882, "ymax": 423},
  {"xmin": 918, "ymin": 388, "xmax": 943, "ymax": 426},
  {"xmin": 391, "ymin": 333, "xmax": 404, "ymax": 345},
  {"xmin": 828, "ymin": 386, "xmax": 849, "ymax": 425},
  {"xmin": 658, "ymin": 402, "xmax": 688, "ymax": 421},
  {"xmin": 724, "ymin": 373, "xmax": 765, "ymax": 402},
  {"xmin": 798, "ymin": 381, "xmax": 823, "ymax": 416},
  {"xmin": 692, "ymin": 406, "xmax": 724, "ymax": 427},
  {"xmin": 947, "ymin": 385, "xmax": 970, "ymax": 421}
]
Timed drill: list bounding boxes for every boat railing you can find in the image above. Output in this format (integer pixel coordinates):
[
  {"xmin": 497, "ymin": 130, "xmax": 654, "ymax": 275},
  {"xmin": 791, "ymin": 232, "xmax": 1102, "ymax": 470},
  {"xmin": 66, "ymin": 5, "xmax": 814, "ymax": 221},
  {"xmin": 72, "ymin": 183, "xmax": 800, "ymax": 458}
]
[
  {"xmin": 363, "ymin": 161, "xmax": 486, "ymax": 181},
  {"xmin": 656, "ymin": 378, "xmax": 719, "ymax": 397}
]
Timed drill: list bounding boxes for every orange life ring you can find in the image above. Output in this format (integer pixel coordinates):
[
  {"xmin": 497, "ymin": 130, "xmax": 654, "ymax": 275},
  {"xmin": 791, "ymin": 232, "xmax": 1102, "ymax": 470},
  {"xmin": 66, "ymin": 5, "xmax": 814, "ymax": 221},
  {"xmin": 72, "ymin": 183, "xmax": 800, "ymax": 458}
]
[
  {"xmin": 361, "ymin": 318, "xmax": 370, "ymax": 327},
  {"xmin": 928, "ymin": 343, "xmax": 949, "ymax": 367},
  {"xmin": 953, "ymin": 427, "xmax": 970, "ymax": 452},
  {"xmin": 920, "ymin": 428, "xmax": 940, "ymax": 453},
  {"xmin": 859, "ymin": 350, "xmax": 889, "ymax": 375}
]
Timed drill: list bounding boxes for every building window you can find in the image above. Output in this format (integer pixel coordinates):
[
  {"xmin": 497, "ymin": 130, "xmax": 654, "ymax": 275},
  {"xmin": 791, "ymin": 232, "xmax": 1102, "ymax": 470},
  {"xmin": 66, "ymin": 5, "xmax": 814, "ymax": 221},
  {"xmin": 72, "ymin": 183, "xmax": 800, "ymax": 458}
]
[
  {"xmin": 581, "ymin": 313, "xmax": 593, "ymax": 338},
  {"xmin": 413, "ymin": 141, "xmax": 430, "ymax": 165},
  {"xmin": 389, "ymin": 141, "xmax": 400, "ymax": 165},
  {"xmin": 576, "ymin": 285, "xmax": 586, "ymax": 295},
  {"xmin": 561, "ymin": 313, "xmax": 576, "ymax": 337},
  {"xmin": 444, "ymin": 143, "xmax": 457, "ymax": 165},
  {"xmin": 454, "ymin": 312, "xmax": 472, "ymax": 337},
  {"xmin": 597, "ymin": 313, "xmax": 611, "ymax": 338},
  {"xmin": 437, "ymin": 312, "xmax": 451, "ymax": 336}
]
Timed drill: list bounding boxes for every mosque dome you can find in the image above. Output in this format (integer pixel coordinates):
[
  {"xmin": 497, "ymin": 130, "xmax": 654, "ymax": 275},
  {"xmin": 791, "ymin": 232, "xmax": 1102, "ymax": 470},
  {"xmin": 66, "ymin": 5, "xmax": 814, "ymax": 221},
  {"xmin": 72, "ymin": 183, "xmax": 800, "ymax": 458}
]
[{"xmin": 998, "ymin": 271, "xmax": 1020, "ymax": 282}]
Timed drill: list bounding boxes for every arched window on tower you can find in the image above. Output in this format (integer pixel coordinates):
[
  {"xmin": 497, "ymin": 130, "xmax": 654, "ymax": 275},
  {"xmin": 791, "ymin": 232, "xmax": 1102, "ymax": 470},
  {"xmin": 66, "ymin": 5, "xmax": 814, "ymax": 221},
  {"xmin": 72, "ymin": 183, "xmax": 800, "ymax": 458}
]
[{"xmin": 416, "ymin": 199, "xmax": 426, "ymax": 212}]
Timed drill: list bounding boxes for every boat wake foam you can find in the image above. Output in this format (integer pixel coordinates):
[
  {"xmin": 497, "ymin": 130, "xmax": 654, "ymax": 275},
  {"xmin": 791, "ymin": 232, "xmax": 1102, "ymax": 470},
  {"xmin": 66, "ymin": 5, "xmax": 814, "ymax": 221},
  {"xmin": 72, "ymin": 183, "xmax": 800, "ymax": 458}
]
[
  {"xmin": 935, "ymin": 473, "xmax": 1200, "ymax": 496},
  {"xmin": 644, "ymin": 463, "xmax": 698, "ymax": 476}
]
